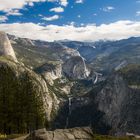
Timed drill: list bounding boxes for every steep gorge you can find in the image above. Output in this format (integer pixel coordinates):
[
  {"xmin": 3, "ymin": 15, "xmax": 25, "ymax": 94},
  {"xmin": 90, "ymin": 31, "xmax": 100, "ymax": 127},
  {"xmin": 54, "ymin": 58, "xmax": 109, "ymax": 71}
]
[{"xmin": 0, "ymin": 32, "xmax": 140, "ymax": 139}]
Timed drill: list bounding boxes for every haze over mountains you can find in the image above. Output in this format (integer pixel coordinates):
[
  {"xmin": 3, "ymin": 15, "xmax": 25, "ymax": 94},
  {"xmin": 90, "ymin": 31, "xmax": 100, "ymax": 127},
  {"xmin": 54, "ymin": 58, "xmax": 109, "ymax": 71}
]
[{"xmin": 9, "ymin": 33, "xmax": 140, "ymax": 73}]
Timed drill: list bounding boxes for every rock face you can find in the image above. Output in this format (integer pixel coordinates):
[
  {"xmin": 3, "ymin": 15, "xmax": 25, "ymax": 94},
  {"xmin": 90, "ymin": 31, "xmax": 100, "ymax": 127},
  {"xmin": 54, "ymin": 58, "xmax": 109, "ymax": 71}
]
[
  {"xmin": 48, "ymin": 43, "xmax": 81, "ymax": 61},
  {"xmin": 0, "ymin": 31, "xmax": 17, "ymax": 62},
  {"xmin": 0, "ymin": 57, "xmax": 45, "ymax": 133},
  {"xmin": 35, "ymin": 56, "xmax": 91, "ymax": 86},
  {"xmin": 95, "ymin": 73, "xmax": 129, "ymax": 134},
  {"xmin": 53, "ymin": 65, "xmax": 140, "ymax": 136},
  {"xmin": 63, "ymin": 56, "xmax": 90, "ymax": 79},
  {"xmin": 95, "ymin": 69, "xmax": 140, "ymax": 135},
  {"xmin": 0, "ymin": 32, "xmax": 60, "ymax": 127},
  {"xmin": 8, "ymin": 34, "xmax": 92, "ymax": 81},
  {"xmin": 27, "ymin": 127, "xmax": 93, "ymax": 140},
  {"xmin": 35, "ymin": 62, "xmax": 62, "ymax": 85},
  {"xmin": 0, "ymin": 57, "xmax": 60, "ymax": 134}
]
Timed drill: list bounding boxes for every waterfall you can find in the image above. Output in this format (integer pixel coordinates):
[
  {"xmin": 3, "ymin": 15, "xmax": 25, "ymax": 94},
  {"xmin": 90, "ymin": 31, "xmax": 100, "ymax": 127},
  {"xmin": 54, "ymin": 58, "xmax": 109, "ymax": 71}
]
[
  {"xmin": 93, "ymin": 72, "xmax": 102, "ymax": 84},
  {"xmin": 65, "ymin": 97, "xmax": 72, "ymax": 128},
  {"xmin": 81, "ymin": 57, "xmax": 90, "ymax": 77},
  {"xmin": 94, "ymin": 74, "xmax": 98, "ymax": 84}
]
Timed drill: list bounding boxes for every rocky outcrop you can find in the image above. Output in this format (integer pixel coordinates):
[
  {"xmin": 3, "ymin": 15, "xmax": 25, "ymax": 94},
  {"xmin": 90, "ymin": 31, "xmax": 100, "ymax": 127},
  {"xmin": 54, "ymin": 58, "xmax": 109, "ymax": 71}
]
[
  {"xmin": 95, "ymin": 73, "xmax": 128, "ymax": 134},
  {"xmin": 95, "ymin": 70, "xmax": 140, "ymax": 135},
  {"xmin": 27, "ymin": 127, "xmax": 93, "ymax": 140},
  {"xmin": 52, "ymin": 66, "xmax": 140, "ymax": 136},
  {"xmin": 35, "ymin": 62, "xmax": 62, "ymax": 85},
  {"xmin": 8, "ymin": 34, "xmax": 91, "ymax": 81},
  {"xmin": 0, "ymin": 31, "xmax": 17, "ymax": 62},
  {"xmin": 0, "ymin": 57, "xmax": 61, "ymax": 133},
  {"xmin": 0, "ymin": 32, "xmax": 60, "ymax": 124},
  {"xmin": 63, "ymin": 56, "xmax": 90, "ymax": 79},
  {"xmin": 0, "ymin": 57, "xmax": 45, "ymax": 133},
  {"xmin": 48, "ymin": 43, "xmax": 81, "ymax": 61}
]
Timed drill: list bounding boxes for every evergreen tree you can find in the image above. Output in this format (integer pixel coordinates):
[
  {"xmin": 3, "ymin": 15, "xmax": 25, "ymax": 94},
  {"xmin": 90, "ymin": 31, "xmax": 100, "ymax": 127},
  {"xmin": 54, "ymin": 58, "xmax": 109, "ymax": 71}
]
[{"xmin": 0, "ymin": 63, "xmax": 45, "ymax": 134}]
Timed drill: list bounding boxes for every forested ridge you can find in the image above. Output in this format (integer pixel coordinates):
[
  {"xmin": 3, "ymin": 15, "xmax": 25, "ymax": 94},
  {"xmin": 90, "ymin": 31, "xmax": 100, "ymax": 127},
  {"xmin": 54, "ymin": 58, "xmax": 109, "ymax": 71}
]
[{"xmin": 0, "ymin": 57, "xmax": 45, "ymax": 134}]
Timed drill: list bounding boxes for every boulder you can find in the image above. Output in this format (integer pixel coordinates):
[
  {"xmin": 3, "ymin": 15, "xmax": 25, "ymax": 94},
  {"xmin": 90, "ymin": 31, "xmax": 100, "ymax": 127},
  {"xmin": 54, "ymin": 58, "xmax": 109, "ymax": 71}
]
[{"xmin": 26, "ymin": 127, "xmax": 93, "ymax": 140}]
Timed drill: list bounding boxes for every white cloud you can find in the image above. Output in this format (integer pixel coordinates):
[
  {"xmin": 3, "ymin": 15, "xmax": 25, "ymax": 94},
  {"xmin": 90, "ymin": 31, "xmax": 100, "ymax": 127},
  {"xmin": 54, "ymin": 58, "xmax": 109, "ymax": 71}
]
[
  {"xmin": 0, "ymin": 0, "xmax": 46, "ymax": 12},
  {"xmin": 60, "ymin": 0, "xmax": 68, "ymax": 7},
  {"xmin": 6, "ymin": 9, "xmax": 22, "ymax": 16},
  {"xmin": 0, "ymin": 16, "xmax": 8, "ymax": 22},
  {"xmin": 80, "ymin": 23, "xmax": 84, "ymax": 26},
  {"xmin": 0, "ymin": 20, "xmax": 140, "ymax": 42},
  {"xmin": 101, "ymin": 6, "xmax": 115, "ymax": 12},
  {"xmin": 136, "ymin": 11, "xmax": 140, "ymax": 16},
  {"xmin": 46, "ymin": 0, "xmax": 68, "ymax": 7},
  {"xmin": 0, "ymin": 0, "xmax": 68, "ymax": 14},
  {"xmin": 50, "ymin": 7, "xmax": 64, "ymax": 13},
  {"xmin": 75, "ymin": 0, "xmax": 84, "ymax": 4},
  {"xmin": 42, "ymin": 15, "xmax": 60, "ymax": 21},
  {"xmin": 77, "ymin": 15, "xmax": 81, "ymax": 18},
  {"xmin": 69, "ymin": 21, "xmax": 75, "ymax": 26},
  {"xmin": 28, "ymin": 2, "xmax": 34, "ymax": 6}
]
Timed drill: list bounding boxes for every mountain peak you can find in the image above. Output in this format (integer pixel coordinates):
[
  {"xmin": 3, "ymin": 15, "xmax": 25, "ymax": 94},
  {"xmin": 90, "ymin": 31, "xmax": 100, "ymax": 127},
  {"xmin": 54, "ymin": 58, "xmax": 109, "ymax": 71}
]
[{"xmin": 0, "ymin": 31, "xmax": 17, "ymax": 62}]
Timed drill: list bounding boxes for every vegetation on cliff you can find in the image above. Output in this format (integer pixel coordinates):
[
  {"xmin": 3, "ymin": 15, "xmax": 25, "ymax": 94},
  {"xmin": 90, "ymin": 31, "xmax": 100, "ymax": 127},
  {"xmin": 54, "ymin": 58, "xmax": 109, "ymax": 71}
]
[
  {"xmin": 118, "ymin": 64, "xmax": 140, "ymax": 86},
  {"xmin": 0, "ymin": 57, "xmax": 45, "ymax": 134}
]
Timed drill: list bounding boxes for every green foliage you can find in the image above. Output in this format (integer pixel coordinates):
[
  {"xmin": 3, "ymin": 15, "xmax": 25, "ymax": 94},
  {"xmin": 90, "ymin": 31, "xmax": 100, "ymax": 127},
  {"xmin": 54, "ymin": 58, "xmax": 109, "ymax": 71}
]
[
  {"xmin": 118, "ymin": 64, "xmax": 140, "ymax": 85},
  {"xmin": 0, "ymin": 134, "xmax": 25, "ymax": 140},
  {"xmin": 0, "ymin": 58, "xmax": 45, "ymax": 134},
  {"xmin": 13, "ymin": 42, "xmax": 57, "ymax": 68}
]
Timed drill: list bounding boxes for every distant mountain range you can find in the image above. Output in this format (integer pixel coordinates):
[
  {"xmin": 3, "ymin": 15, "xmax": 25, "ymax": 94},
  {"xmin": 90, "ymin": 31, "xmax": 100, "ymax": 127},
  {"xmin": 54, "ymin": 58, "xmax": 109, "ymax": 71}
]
[{"xmin": 9, "ymin": 34, "xmax": 140, "ymax": 73}]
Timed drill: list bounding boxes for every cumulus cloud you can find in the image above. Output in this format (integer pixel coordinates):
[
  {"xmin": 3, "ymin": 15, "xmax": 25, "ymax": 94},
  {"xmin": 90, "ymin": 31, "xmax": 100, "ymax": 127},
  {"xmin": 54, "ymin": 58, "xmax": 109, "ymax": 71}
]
[
  {"xmin": 42, "ymin": 15, "xmax": 60, "ymax": 21},
  {"xmin": 101, "ymin": 6, "xmax": 115, "ymax": 12},
  {"xmin": 0, "ymin": 0, "xmax": 68, "ymax": 14},
  {"xmin": 0, "ymin": 20, "xmax": 140, "ymax": 42},
  {"xmin": 50, "ymin": 7, "xmax": 64, "ymax": 13},
  {"xmin": 60, "ymin": 0, "xmax": 68, "ymax": 7},
  {"xmin": 0, "ymin": 16, "xmax": 8, "ymax": 22},
  {"xmin": 0, "ymin": 0, "xmax": 46, "ymax": 12}
]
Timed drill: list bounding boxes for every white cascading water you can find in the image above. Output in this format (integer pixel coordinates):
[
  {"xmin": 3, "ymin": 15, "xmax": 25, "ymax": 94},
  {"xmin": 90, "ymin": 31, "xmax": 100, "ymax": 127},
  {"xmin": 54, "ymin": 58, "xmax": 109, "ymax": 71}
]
[
  {"xmin": 81, "ymin": 57, "xmax": 90, "ymax": 78},
  {"xmin": 93, "ymin": 72, "xmax": 102, "ymax": 84},
  {"xmin": 94, "ymin": 73, "xmax": 98, "ymax": 84},
  {"xmin": 65, "ymin": 97, "xmax": 72, "ymax": 128}
]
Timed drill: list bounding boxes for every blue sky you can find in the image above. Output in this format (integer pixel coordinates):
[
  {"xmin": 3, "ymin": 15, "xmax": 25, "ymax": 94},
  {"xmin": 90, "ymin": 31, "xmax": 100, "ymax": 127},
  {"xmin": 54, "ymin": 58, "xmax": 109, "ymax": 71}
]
[
  {"xmin": 0, "ymin": 0, "xmax": 140, "ymax": 41},
  {"xmin": 0, "ymin": 0, "xmax": 140, "ymax": 25}
]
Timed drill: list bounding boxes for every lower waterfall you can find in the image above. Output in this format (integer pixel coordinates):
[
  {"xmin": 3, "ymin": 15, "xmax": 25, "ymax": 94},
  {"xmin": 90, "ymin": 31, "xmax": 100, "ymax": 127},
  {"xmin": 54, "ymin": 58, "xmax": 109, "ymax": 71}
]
[{"xmin": 65, "ymin": 97, "xmax": 72, "ymax": 128}]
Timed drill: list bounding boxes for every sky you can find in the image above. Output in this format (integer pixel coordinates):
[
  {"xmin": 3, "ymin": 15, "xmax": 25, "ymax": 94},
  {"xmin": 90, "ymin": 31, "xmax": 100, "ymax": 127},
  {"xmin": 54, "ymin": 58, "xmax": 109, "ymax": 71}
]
[{"xmin": 0, "ymin": 0, "xmax": 140, "ymax": 41}]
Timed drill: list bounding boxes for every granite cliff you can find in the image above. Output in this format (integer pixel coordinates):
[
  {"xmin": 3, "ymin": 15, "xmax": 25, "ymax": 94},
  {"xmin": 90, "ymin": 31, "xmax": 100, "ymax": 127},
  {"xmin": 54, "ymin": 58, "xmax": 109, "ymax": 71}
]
[{"xmin": 0, "ymin": 31, "xmax": 17, "ymax": 62}]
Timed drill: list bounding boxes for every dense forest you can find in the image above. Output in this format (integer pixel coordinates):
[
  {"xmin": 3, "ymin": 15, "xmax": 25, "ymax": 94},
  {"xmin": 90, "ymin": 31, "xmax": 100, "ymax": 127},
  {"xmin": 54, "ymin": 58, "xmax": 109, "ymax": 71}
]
[{"xmin": 0, "ymin": 60, "xmax": 45, "ymax": 134}]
